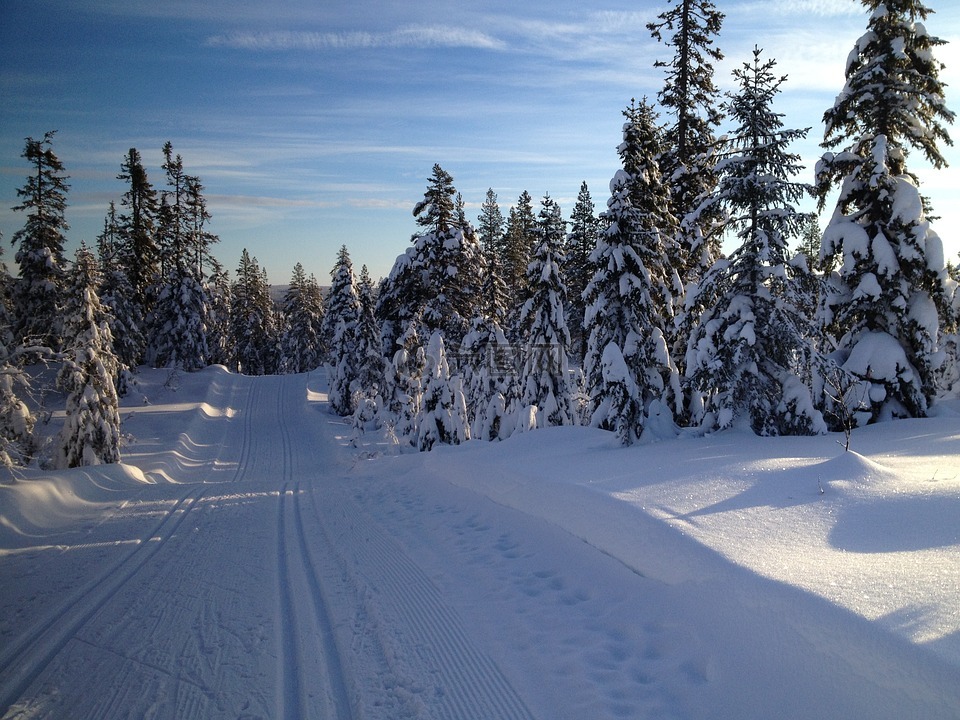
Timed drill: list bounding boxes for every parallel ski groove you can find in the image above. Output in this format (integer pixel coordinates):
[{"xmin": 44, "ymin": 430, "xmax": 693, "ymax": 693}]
[
  {"xmin": 290, "ymin": 482, "xmax": 356, "ymax": 720},
  {"xmin": 231, "ymin": 377, "xmax": 259, "ymax": 483},
  {"xmin": 307, "ymin": 483, "xmax": 536, "ymax": 720},
  {"xmin": 276, "ymin": 484, "xmax": 305, "ymax": 720},
  {"xmin": 274, "ymin": 375, "xmax": 354, "ymax": 720},
  {"xmin": 0, "ymin": 486, "xmax": 208, "ymax": 716}
]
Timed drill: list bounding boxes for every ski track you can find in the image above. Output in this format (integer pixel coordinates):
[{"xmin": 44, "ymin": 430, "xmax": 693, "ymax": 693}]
[
  {"xmin": 274, "ymin": 375, "xmax": 355, "ymax": 720},
  {"xmin": 0, "ymin": 485, "xmax": 208, "ymax": 717},
  {"xmin": 312, "ymin": 479, "xmax": 537, "ymax": 720}
]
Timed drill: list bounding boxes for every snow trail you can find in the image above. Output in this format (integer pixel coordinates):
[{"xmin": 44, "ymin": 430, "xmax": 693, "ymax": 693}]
[
  {"xmin": 1, "ymin": 368, "xmax": 958, "ymax": 719},
  {"xmin": 0, "ymin": 485, "xmax": 208, "ymax": 716}
]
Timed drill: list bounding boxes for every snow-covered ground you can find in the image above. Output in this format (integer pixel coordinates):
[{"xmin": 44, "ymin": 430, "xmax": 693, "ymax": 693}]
[{"xmin": 1, "ymin": 366, "xmax": 958, "ymax": 719}]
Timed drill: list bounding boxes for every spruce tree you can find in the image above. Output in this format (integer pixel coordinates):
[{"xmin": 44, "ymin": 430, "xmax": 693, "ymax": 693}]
[
  {"xmin": 149, "ymin": 144, "xmax": 211, "ymax": 371},
  {"xmin": 354, "ymin": 264, "xmax": 385, "ymax": 398},
  {"xmin": 686, "ymin": 48, "xmax": 825, "ymax": 436},
  {"xmin": 565, "ymin": 182, "xmax": 601, "ymax": 362},
  {"xmin": 205, "ymin": 268, "xmax": 233, "ymax": 367},
  {"xmin": 503, "ymin": 190, "xmax": 538, "ymax": 323},
  {"xmin": 381, "ymin": 314, "xmax": 426, "ymax": 445},
  {"xmin": 648, "ymin": 0, "xmax": 726, "ymax": 288},
  {"xmin": 116, "ymin": 147, "xmax": 160, "ymax": 323},
  {"xmin": 477, "ymin": 188, "xmax": 510, "ymax": 325},
  {"xmin": 583, "ymin": 100, "xmax": 684, "ymax": 443},
  {"xmin": 377, "ymin": 165, "xmax": 482, "ymax": 350},
  {"xmin": 324, "ymin": 246, "xmax": 362, "ymax": 415},
  {"xmin": 417, "ymin": 332, "xmax": 470, "ymax": 451},
  {"xmin": 816, "ymin": 0, "xmax": 954, "ymax": 422},
  {"xmin": 231, "ymin": 249, "xmax": 277, "ymax": 376},
  {"xmin": 96, "ymin": 203, "xmax": 142, "ymax": 392},
  {"xmin": 184, "ymin": 174, "xmax": 220, "ymax": 278},
  {"xmin": 279, "ymin": 262, "xmax": 324, "ymax": 374},
  {"xmin": 0, "ymin": 242, "xmax": 35, "ymax": 468},
  {"xmin": 56, "ymin": 244, "xmax": 122, "ymax": 468},
  {"xmin": 459, "ymin": 315, "xmax": 515, "ymax": 440},
  {"xmin": 516, "ymin": 195, "xmax": 577, "ymax": 428},
  {"xmin": 10, "ymin": 131, "xmax": 69, "ymax": 350}
]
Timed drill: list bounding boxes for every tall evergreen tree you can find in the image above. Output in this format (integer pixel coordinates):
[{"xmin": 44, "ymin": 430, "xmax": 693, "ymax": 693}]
[
  {"xmin": 648, "ymin": 0, "xmax": 726, "ymax": 287},
  {"xmin": 516, "ymin": 195, "xmax": 577, "ymax": 428},
  {"xmin": 565, "ymin": 181, "xmax": 601, "ymax": 362},
  {"xmin": 381, "ymin": 314, "xmax": 426, "ymax": 445},
  {"xmin": 231, "ymin": 249, "xmax": 277, "ymax": 376},
  {"xmin": 10, "ymin": 131, "xmax": 69, "ymax": 350},
  {"xmin": 477, "ymin": 188, "xmax": 510, "ymax": 324},
  {"xmin": 149, "ymin": 144, "xmax": 213, "ymax": 371},
  {"xmin": 56, "ymin": 244, "xmax": 122, "ymax": 467},
  {"xmin": 96, "ymin": 203, "xmax": 142, "ymax": 391},
  {"xmin": 503, "ymin": 190, "xmax": 538, "ymax": 320},
  {"xmin": 583, "ymin": 100, "xmax": 685, "ymax": 443},
  {"xmin": 116, "ymin": 147, "xmax": 160, "ymax": 319},
  {"xmin": 816, "ymin": 0, "xmax": 954, "ymax": 423},
  {"xmin": 205, "ymin": 268, "xmax": 233, "ymax": 368},
  {"xmin": 184, "ymin": 174, "xmax": 220, "ymax": 278},
  {"xmin": 417, "ymin": 332, "xmax": 470, "ymax": 451},
  {"xmin": 279, "ymin": 262, "xmax": 324, "ymax": 374},
  {"xmin": 0, "ymin": 241, "xmax": 36, "ymax": 468},
  {"xmin": 354, "ymin": 264, "xmax": 385, "ymax": 398},
  {"xmin": 686, "ymin": 48, "xmax": 825, "ymax": 436},
  {"xmin": 377, "ymin": 165, "xmax": 481, "ymax": 350},
  {"xmin": 324, "ymin": 246, "xmax": 362, "ymax": 415}
]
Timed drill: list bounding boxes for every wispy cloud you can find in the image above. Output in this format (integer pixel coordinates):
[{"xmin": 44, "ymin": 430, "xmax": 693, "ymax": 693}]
[
  {"xmin": 206, "ymin": 26, "xmax": 506, "ymax": 52},
  {"xmin": 729, "ymin": 0, "xmax": 863, "ymax": 18}
]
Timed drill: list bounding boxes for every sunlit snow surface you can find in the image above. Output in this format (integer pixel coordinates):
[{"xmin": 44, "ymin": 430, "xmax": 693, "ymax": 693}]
[{"xmin": 1, "ymin": 366, "xmax": 958, "ymax": 719}]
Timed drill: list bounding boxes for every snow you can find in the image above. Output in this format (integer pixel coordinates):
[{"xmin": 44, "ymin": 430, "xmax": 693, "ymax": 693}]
[
  {"xmin": 1, "ymin": 366, "xmax": 959, "ymax": 719},
  {"xmin": 843, "ymin": 330, "xmax": 913, "ymax": 383},
  {"xmin": 891, "ymin": 175, "xmax": 924, "ymax": 225}
]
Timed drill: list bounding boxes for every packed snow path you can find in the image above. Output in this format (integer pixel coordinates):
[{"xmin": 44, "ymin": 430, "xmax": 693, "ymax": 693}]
[{"xmin": 1, "ymin": 368, "xmax": 958, "ymax": 719}]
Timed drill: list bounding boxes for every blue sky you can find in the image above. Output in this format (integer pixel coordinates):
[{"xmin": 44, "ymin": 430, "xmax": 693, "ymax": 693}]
[{"xmin": 1, "ymin": 0, "xmax": 958, "ymax": 284}]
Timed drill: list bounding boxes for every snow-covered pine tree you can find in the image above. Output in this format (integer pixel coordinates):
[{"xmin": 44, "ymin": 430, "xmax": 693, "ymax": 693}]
[
  {"xmin": 96, "ymin": 203, "xmax": 142, "ymax": 393},
  {"xmin": 116, "ymin": 148, "xmax": 160, "ymax": 335},
  {"xmin": 376, "ymin": 165, "xmax": 482, "ymax": 351},
  {"xmin": 324, "ymin": 246, "xmax": 362, "ymax": 415},
  {"xmin": 477, "ymin": 188, "xmax": 511, "ymax": 326},
  {"xmin": 459, "ymin": 315, "xmax": 516, "ymax": 441},
  {"xmin": 595, "ymin": 341, "xmax": 640, "ymax": 446},
  {"xmin": 648, "ymin": 0, "xmax": 726, "ymax": 289},
  {"xmin": 503, "ymin": 191, "xmax": 538, "ymax": 334},
  {"xmin": 564, "ymin": 182, "xmax": 601, "ymax": 363},
  {"xmin": 279, "ymin": 263, "xmax": 324, "ymax": 374},
  {"xmin": 205, "ymin": 268, "xmax": 233, "ymax": 367},
  {"xmin": 149, "ymin": 263, "xmax": 210, "ymax": 372},
  {"xmin": 417, "ymin": 331, "xmax": 470, "ymax": 451},
  {"xmin": 516, "ymin": 195, "xmax": 577, "ymax": 428},
  {"xmin": 148, "ymin": 144, "xmax": 211, "ymax": 371},
  {"xmin": 816, "ymin": 0, "xmax": 955, "ymax": 423},
  {"xmin": 354, "ymin": 264, "xmax": 385, "ymax": 399},
  {"xmin": 381, "ymin": 312, "xmax": 426, "ymax": 445},
  {"xmin": 56, "ymin": 244, "xmax": 122, "ymax": 468},
  {"xmin": 184, "ymin": 174, "xmax": 220, "ymax": 280},
  {"xmin": 686, "ymin": 47, "xmax": 826, "ymax": 436},
  {"xmin": 231, "ymin": 249, "xmax": 277, "ymax": 376},
  {"xmin": 10, "ymin": 131, "xmax": 69, "ymax": 351},
  {"xmin": 583, "ymin": 100, "xmax": 685, "ymax": 444},
  {"xmin": 0, "ymin": 242, "xmax": 36, "ymax": 468}
]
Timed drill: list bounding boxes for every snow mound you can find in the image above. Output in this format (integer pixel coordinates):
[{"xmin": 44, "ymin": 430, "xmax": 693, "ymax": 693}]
[
  {"xmin": 0, "ymin": 463, "xmax": 151, "ymax": 549},
  {"xmin": 815, "ymin": 449, "xmax": 899, "ymax": 489}
]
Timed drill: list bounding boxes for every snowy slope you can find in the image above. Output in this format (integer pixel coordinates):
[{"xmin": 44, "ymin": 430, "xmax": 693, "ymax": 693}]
[{"xmin": 0, "ymin": 367, "xmax": 958, "ymax": 719}]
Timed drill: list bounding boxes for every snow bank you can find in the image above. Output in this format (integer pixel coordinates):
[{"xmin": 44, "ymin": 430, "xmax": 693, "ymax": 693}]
[{"xmin": 0, "ymin": 463, "xmax": 149, "ymax": 549}]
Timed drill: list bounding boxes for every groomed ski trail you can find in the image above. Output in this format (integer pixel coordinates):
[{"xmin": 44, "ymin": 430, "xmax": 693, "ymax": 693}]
[{"xmin": 0, "ymin": 371, "xmax": 539, "ymax": 719}]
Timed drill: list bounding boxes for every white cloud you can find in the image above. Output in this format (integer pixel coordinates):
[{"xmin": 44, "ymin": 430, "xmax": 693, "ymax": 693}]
[
  {"xmin": 206, "ymin": 26, "xmax": 505, "ymax": 52},
  {"xmin": 729, "ymin": 0, "xmax": 863, "ymax": 18}
]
